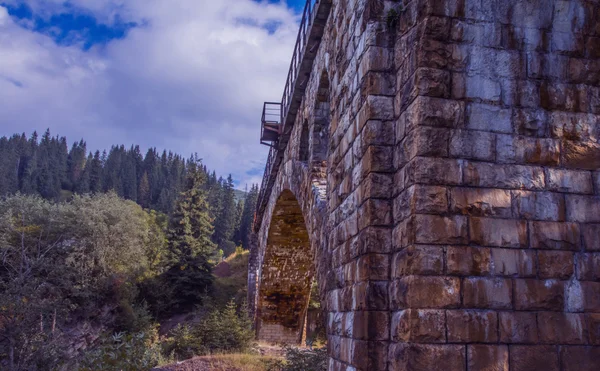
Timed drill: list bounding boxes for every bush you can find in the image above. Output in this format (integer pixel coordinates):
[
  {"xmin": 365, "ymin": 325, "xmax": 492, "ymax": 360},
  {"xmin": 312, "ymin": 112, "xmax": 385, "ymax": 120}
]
[
  {"xmin": 79, "ymin": 329, "xmax": 168, "ymax": 371},
  {"xmin": 268, "ymin": 346, "xmax": 328, "ymax": 371},
  {"xmin": 163, "ymin": 300, "xmax": 255, "ymax": 359}
]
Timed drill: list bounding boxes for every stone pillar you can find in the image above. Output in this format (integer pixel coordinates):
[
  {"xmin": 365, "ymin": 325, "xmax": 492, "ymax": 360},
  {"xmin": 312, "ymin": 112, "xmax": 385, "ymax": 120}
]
[{"xmin": 389, "ymin": 0, "xmax": 600, "ymax": 370}]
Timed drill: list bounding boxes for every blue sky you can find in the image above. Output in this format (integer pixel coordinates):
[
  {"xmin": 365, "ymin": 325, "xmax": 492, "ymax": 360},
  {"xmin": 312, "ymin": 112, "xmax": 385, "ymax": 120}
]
[{"xmin": 0, "ymin": 0, "xmax": 305, "ymax": 187}]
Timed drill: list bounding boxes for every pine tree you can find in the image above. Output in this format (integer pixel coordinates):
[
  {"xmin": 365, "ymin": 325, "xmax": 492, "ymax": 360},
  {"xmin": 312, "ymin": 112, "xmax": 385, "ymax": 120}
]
[
  {"xmin": 138, "ymin": 171, "xmax": 151, "ymax": 208},
  {"xmin": 239, "ymin": 184, "xmax": 259, "ymax": 249},
  {"xmin": 164, "ymin": 158, "xmax": 216, "ymax": 310}
]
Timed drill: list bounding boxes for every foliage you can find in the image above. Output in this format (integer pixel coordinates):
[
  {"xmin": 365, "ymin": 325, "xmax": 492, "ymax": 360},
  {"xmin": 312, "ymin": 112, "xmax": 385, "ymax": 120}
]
[
  {"xmin": 268, "ymin": 347, "xmax": 328, "ymax": 371},
  {"xmin": 79, "ymin": 329, "xmax": 168, "ymax": 371},
  {"xmin": 0, "ymin": 130, "xmax": 257, "ymax": 253},
  {"xmin": 0, "ymin": 193, "xmax": 168, "ymax": 370},
  {"xmin": 163, "ymin": 158, "xmax": 216, "ymax": 312},
  {"xmin": 163, "ymin": 300, "xmax": 255, "ymax": 360}
]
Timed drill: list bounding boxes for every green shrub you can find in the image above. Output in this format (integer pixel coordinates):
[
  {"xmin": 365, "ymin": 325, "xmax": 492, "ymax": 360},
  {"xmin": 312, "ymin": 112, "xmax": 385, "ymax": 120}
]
[
  {"xmin": 163, "ymin": 300, "xmax": 255, "ymax": 359},
  {"xmin": 267, "ymin": 346, "xmax": 328, "ymax": 371},
  {"xmin": 78, "ymin": 329, "xmax": 168, "ymax": 371}
]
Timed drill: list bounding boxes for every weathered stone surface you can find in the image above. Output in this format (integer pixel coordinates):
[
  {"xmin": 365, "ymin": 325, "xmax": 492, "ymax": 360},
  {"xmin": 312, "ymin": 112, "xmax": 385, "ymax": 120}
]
[
  {"xmin": 538, "ymin": 313, "xmax": 587, "ymax": 344},
  {"xmin": 450, "ymin": 188, "xmax": 512, "ymax": 217},
  {"xmin": 576, "ymin": 253, "xmax": 600, "ymax": 281},
  {"xmin": 512, "ymin": 191, "xmax": 565, "ymax": 221},
  {"xmin": 469, "ymin": 217, "xmax": 528, "ymax": 248},
  {"xmin": 447, "ymin": 310, "xmax": 498, "ymax": 343},
  {"xmin": 414, "ymin": 214, "xmax": 468, "ymax": 245},
  {"xmin": 464, "ymin": 162, "xmax": 545, "ymax": 190},
  {"xmin": 583, "ymin": 224, "xmax": 600, "ymax": 251},
  {"xmin": 446, "ymin": 246, "xmax": 491, "ymax": 276},
  {"xmin": 510, "ymin": 346, "xmax": 559, "ymax": 371},
  {"xmin": 391, "ymin": 309, "xmax": 445, "ymax": 343},
  {"xmin": 390, "ymin": 276, "xmax": 460, "ymax": 310},
  {"xmin": 392, "ymin": 245, "xmax": 444, "ymax": 277},
  {"xmin": 545, "ymin": 168, "xmax": 594, "ymax": 194},
  {"xmin": 499, "ymin": 312, "xmax": 539, "ymax": 344},
  {"xmin": 467, "ymin": 103, "xmax": 512, "ymax": 133},
  {"xmin": 514, "ymin": 279, "xmax": 565, "ymax": 311},
  {"xmin": 497, "ymin": 135, "xmax": 560, "ymax": 166},
  {"xmin": 463, "ymin": 277, "xmax": 513, "ymax": 309},
  {"xmin": 449, "ymin": 130, "xmax": 495, "ymax": 160},
  {"xmin": 490, "ymin": 249, "xmax": 536, "ymax": 277},
  {"xmin": 538, "ymin": 251, "xmax": 575, "ymax": 279},
  {"xmin": 560, "ymin": 346, "xmax": 600, "ymax": 371},
  {"xmin": 530, "ymin": 221, "xmax": 580, "ymax": 250},
  {"xmin": 389, "ymin": 344, "xmax": 466, "ymax": 371},
  {"xmin": 566, "ymin": 195, "xmax": 600, "ymax": 222},
  {"xmin": 468, "ymin": 345, "xmax": 509, "ymax": 371}
]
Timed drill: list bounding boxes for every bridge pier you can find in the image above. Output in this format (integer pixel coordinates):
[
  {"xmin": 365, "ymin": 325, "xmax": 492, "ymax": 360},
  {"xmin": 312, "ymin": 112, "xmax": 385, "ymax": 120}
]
[{"xmin": 250, "ymin": 0, "xmax": 600, "ymax": 369}]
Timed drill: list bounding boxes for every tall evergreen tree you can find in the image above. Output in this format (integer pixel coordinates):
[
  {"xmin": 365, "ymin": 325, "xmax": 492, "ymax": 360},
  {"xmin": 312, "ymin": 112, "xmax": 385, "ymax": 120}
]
[
  {"xmin": 238, "ymin": 184, "xmax": 259, "ymax": 249},
  {"xmin": 164, "ymin": 158, "xmax": 216, "ymax": 310}
]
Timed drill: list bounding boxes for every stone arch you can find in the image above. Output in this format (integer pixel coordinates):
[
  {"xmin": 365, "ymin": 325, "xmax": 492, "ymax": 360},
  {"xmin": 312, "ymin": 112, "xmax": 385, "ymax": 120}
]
[
  {"xmin": 299, "ymin": 120, "xmax": 309, "ymax": 162},
  {"xmin": 255, "ymin": 189, "xmax": 315, "ymax": 344},
  {"xmin": 311, "ymin": 70, "xmax": 331, "ymax": 165}
]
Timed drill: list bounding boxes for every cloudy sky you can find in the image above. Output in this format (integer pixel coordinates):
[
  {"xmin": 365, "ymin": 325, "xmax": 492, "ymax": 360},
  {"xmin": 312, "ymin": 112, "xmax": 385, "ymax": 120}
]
[{"xmin": 0, "ymin": 0, "xmax": 307, "ymax": 188}]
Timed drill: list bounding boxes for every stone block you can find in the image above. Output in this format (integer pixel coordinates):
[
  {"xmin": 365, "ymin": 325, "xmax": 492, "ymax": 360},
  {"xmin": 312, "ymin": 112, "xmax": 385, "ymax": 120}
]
[
  {"xmin": 356, "ymin": 254, "xmax": 390, "ymax": 281},
  {"xmin": 566, "ymin": 195, "xmax": 600, "ymax": 223},
  {"xmin": 412, "ymin": 67, "xmax": 450, "ymax": 98},
  {"xmin": 356, "ymin": 227, "xmax": 391, "ymax": 255},
  {"xmin": 512, "ymin": 191, "xmax": 565, "ymax": 221},
  {"xmin": 468, "ymin": 345, "xmax": 509, "ymax": 371},
  {"xmin": 394, "ymin": 185, "xmax": 448, "ymax": 221},
  {"xmin": 447, "ymin": 310, "xmax": 498, "ymax": 343},
  {"xmin": 392, "ymin": 245, "xmax": 444, "ymax": 277},
  {"xmin": 446, "ymin": 246, "xmax": 491, "ymax": 276},
  {"xmin": 391, "ymin": 309, "xmax": 446, "ymax": 343},
  {"xmin": 463, "ymin": 277, "xmax": 512, "ymax": 310},
  {"xmin": 394, "ymin": 127, "xmax": 449, "ymax": 169},
  {"xmin": 467, "ymin": 103, "xmax": 512, "ymax": 133},
  {"xmin": 549, "ymin": 112, "xmax": 600, "ymax": 142},
  {"xmin": 357, "ymin": 172, "xmax": 393, "ymax": 202},
  {"xmin": 496, "ymin": 135, "xmax": 560, "ymax": 166},
  {"xmin": 583, "ymin": 224, "xmax": 600, "ymax": 251},
  {"xmin": 490, "ymin": 248, "xmax": 536, "ymax": 277},
  {"xmin": 402, "ymin": 96, "xmax": 464, "ymax": 130},
  {"xmin": 351, "ymin": 311, "xmax": 390, "ymax": 341},
  {"xmin": 513, "ymin": 109, "xmax": 548, "ymax": 137},
  {"xmin": 358, "ymin": 199, "xmax": 391, "ymax": 229},
  {"xmin": 464, "ymin": 162, "xmax": 545, "ymax": 190},
  {"xmin": 465, "ymin": 75, "xmax": 501, "ymax": 103},
  {"xmin": 562, "ymin": 140, "xmax": 600, "ymax": 170},
  {"xmin": 450, "ymin": 188, "xmax": 512, "ymax": 217},
  {"xmin": 546, "ymin": 169, "xmax": 594, "ymax": 194},
  {"xmin": 514, "ymin": 279, "xmax": 565, "ymax": 311},
  {"xmin": 581, "ymin": 281, "xmax": 600, "ymax": 312},
  {"xmin": 538, "ymin": 251, "xmax": 574, "ymax": 279},
  {"xmin": 587, "ymin": 314, "xmax": 600, "ymax": 345},
  {"xmin": 414, "ymin": 214, "xmax": 468, "ymax": 245},
  {"xmin": 530, "ymin": 221, "xmax": 580, "ymax": 250},
  {"xmin": 538, "ymin": 312, "xmax": 587, "ymax": 344},
  {"xmin": 509, "ymin": 346, "xmax": 559, "ymax": 371},
  {"xmin": 576, "ymin": 253, "xmax": 600, "ymax": 281},
  {"xmin": 389, "ymin": 344, "xmax": 466, "ymax": 371},
  {"xmin": 560, "ymin": 346, "xmax": 600, "ymax": 371},
  {"xmin": 408, "ymin": 157, "xmax": 463, "ymax": 186},
  {"xmin": 469, "ymin": 217, "xmax": 527, "ymax": 248},
  {"xmin": 499, "ymin": 312, "xmax": 539, "ymax": 344},
  {"xmin": 390, "ymin": 276, "xmax": 460, "ymax": 310},
  {"xmin": 449, "ymin": 130, "xmax": 495, "ymax": 161}
]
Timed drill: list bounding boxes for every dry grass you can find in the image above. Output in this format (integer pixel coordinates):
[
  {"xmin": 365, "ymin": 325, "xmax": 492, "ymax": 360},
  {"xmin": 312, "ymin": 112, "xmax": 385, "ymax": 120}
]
[{"xmin": 155, "ymin": 353, "xmax": 280, "ymax": 371}]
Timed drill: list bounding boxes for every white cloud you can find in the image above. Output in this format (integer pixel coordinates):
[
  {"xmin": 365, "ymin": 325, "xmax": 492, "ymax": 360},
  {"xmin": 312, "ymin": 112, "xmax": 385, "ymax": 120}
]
[{"xmin": 0, "ymin": 0, "xmax": 299, "ymax": 187}]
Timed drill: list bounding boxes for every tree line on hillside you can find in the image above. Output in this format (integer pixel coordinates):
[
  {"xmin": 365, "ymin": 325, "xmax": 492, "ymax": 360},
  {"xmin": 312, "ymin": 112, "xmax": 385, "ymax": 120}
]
[
  {"xmin": 0, "ymin": 130, "xmax": 259, "ymax": 255},
  {"xmin": 0, "ymin": 157, "xmax": 255, "ymax": 369}
]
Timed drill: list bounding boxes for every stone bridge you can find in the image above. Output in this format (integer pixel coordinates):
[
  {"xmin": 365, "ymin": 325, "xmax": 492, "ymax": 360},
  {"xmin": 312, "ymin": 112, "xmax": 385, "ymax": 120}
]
[{"xmin": 248, "ymin": 0, "xmax": 600, "ymax": 369}]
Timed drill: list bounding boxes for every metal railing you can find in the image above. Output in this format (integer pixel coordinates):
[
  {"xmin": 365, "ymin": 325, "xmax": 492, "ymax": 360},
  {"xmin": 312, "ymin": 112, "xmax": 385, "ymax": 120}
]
[
  {"xmin": 281, "ymin": 0, "xmax": 318, "ymax": 122},
  {"xmin": 254, "ymin": 0, "xmax": 328, "ymax": 231}
]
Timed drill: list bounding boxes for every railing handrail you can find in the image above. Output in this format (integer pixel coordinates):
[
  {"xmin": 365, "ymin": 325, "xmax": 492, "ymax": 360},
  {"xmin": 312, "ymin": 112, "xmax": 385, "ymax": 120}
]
[{"xmin": 255, "ymin": 0, "xmax": 327, "ymax": 231}]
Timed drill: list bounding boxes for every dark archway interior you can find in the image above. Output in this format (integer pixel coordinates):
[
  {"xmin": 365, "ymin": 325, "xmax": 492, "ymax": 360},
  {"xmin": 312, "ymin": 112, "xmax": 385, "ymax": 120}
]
[{"xmin": 256, "ymin": 190, "xmax": 314, "ymax": 344}]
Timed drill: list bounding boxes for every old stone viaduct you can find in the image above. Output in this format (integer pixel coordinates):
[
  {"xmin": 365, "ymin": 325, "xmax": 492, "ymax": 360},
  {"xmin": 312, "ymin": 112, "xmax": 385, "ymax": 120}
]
[{"xmin": 247, "ymin": 0, "xmax": 600, "ymax": 369}]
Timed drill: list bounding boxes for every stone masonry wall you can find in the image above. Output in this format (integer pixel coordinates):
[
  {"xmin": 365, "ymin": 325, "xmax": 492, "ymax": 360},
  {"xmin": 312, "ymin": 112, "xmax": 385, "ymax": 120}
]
[{"xmin": 250, "ymin": 0, "xmax": 600, "ymax": 370}]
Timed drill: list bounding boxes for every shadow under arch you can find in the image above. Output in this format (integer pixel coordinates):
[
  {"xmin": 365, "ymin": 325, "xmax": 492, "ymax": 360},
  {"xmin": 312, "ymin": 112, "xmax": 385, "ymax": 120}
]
[{"xmin": 255, "ymin": 189, "xmax": 315, "ymax": 344}]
